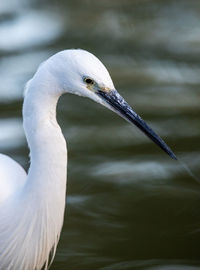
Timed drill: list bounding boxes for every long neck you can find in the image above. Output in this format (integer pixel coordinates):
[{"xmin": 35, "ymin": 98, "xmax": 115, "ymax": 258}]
[
  {"xmin": 0, "ymin": 60, "xmax": 69, "ymax": 270},
  {"xmin": 21, "ymin": 75, "xmax": 67, "ymax": 269},
  {"xmin": 23, "ymin": 75, "xmax": 67, "ymax": 197}
]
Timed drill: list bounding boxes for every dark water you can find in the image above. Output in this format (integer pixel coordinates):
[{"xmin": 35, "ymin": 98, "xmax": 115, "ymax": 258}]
[{"xmin": 0, "ymin": 0, "xmax": 200, "ymax": 269}]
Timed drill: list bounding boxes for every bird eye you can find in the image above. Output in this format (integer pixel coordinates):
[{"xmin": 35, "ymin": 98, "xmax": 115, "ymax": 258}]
[{"xmin": 84, "ymin": 77, "xmax": 94, "ymax": 85}]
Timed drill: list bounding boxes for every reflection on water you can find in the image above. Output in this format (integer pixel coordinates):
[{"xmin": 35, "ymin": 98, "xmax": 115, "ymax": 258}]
[
  {"xmin": 0, "ymin": 51, "xmax": 51, "ymax": 100},
  {"xmin": 0, "ymin": 11, "xmax": 63, "ymax": 51},
  {"xmin": 100, "ymin": 260, "xmax": 200, "ymax": 270},
  {"xmin": 0, "ymin": 118, "xmax": 24, "ymax": 149},
  {"xmin": 0, "ymin": 0, "xmax": 200, "ymax": 269}
]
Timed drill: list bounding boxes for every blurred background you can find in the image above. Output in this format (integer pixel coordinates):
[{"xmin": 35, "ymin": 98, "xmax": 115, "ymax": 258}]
[{"xmin": 0, "ymin": 0, "xmax": 200, "ymax": 269}]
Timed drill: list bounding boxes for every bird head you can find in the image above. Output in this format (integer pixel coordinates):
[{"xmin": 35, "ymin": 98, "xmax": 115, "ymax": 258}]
[{"xmin": 46, "ymin": 49, "xmax": 177, "ymax": 160}]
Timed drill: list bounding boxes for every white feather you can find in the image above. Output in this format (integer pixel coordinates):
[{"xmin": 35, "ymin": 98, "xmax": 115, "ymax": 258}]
[{"xmin": 0, "ymin": 49, "xmax": 115, "ymax": 269}]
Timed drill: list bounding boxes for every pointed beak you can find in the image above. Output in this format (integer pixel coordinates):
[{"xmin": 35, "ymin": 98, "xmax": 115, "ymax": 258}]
[{"xmin": 97, "ymin": 89, "xmax": 177, "ymax": 160}]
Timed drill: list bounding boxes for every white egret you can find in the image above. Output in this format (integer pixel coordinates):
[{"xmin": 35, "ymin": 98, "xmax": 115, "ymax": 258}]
[{"xmin": 0, "ymin": 49, "xmax": 176, "ymax": 270}]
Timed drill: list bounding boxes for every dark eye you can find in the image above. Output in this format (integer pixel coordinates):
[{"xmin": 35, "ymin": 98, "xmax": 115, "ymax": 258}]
[{"xmin": 84, "ymin": 78, "xmax": 94, "ymax": 85}]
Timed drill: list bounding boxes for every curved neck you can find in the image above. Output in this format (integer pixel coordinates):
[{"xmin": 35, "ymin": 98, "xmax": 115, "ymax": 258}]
[
  {"xmin": 23, "ymin": 75, "xmax": 67, "ymax": 199},
  {"xmin": 0, "ymin": 72, "xmax": 69, "ymax": 269}
]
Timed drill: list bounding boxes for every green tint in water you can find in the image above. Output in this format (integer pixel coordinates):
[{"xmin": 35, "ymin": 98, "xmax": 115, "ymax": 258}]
[{"xmin": 0, "ymin": 0, "xmax": 200, "ymax": 269}]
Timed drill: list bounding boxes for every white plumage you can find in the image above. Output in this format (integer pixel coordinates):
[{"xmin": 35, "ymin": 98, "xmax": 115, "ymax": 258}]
[
  {"xmin": 0, "ymin": 49, "xmax": 176, "ymax": 270},
  {"xmin": 0, "ymin": 154, "xmax": 26, "ymax": 204},
  {"xmin": 0, "ymin": 49, "xmax": 116, "ymax": 270}
]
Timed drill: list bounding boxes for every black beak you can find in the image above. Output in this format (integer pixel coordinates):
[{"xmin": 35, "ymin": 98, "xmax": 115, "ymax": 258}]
[{"xmin": 97, "ymin": 89, "xmax": 177, "ymax": 160}]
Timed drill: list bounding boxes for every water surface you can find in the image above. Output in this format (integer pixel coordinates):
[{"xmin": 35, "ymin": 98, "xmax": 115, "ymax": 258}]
[{"xmin": 0, "ymin": 1, "xmax": 199, "ymax": 269}]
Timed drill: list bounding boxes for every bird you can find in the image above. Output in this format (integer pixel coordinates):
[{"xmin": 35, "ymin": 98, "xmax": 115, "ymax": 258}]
[{"xmin": 0, "ymin": 49, "xmax": 177, "ymax": 270}]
